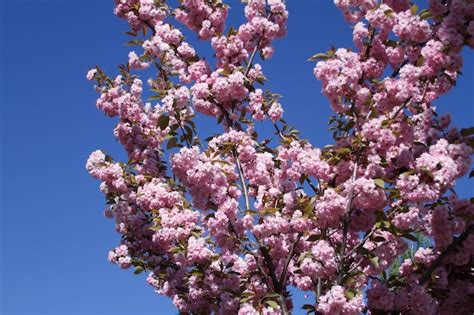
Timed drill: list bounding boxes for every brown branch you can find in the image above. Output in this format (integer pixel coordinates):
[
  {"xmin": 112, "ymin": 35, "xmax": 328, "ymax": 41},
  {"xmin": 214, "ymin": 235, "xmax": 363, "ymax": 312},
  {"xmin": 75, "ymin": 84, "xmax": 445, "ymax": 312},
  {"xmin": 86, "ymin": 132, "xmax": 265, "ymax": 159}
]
[
  {"xmin": 279, "ymin": 233, "xmax": 303, "ymax": 288},
  {"xmin": 227, "ymin": 221, "xmax": 275, "ymax": 291},
  {"xmin": 344, "ymin": 228, "xmax": 375, "ymax": 260},
  {"xmin": 390, "ymin": 59, "xmax": 409, "ymax": 78},
  {"xmin": 259, "ymin": 245, "xmax": 281, "ymax": 293},
  {"xmin": 244, "ymin": 37, "xmax": 262, "ymax": 77},
  {"xmin": 234, "ymin": 151, "xmax": 251, "ymax": 211},
  {"xmin": 337, "ymin": 158, "xmax": 359, "ymax": 285}
]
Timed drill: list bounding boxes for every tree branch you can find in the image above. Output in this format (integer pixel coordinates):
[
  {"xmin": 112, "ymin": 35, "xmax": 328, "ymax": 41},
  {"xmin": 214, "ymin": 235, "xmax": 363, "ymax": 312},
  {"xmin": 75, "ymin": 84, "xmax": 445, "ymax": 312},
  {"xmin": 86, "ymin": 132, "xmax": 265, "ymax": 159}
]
[
  {"xmin": 337, "ymin": 158, "xmax": 359, "ymax": 284},
  {"xmin": 234, "ymin": 151, "xmax": 251, "ymax": 211},
  {"xmin": 279, "ymin": 233, "xmax": 303, "ymax": 288}
]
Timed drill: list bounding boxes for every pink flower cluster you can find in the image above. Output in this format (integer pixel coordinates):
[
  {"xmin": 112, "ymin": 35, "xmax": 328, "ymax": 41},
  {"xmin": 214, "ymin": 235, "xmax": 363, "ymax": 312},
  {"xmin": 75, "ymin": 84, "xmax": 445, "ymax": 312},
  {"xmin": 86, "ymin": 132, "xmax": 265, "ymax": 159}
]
[
  {"xmin": 175, "ymin": 0, "xmax": 228, "ymax": 40},
  {"xmin": 86, "ymin": 150, "xmax": 127, "ymax": 193},
  {"xmin": 114, "ymin": 0, "xmax": 167, "ymax": 31},
  {"xmin": 108, "ymin": 244, "xmax": 132, "ymax": 269},
  {"xmin": 238, "ymin": 0, "xmax": 288, "ymax": 56},
  {"xmin": 317, "ymin": 285, "xmax": 364, "ymax": 315},
  {"xmin": 278, "ymin": 141, "xmax": 332, "ymax": 182}
]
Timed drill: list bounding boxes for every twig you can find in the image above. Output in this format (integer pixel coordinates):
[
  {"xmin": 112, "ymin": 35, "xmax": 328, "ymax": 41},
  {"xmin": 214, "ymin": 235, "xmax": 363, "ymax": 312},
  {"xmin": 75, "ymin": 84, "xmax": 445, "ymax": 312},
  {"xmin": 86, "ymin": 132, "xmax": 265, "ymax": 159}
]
[
  {"xmin": 344, "ymin": 228, "xmax": 375, "ymax": 260},
  {"xmin": 279, "ymin": 233, "xmax": 303, "ymax": 288},
  {"xmin": 260, "ymin": 245, "xmax": 282, "ymax": 293},
  {"xmin": 390, "ymin": 59, "xmax": 408, "ymax": 78},
  {"xmin": 244, "ymin": 37, "xmax": 262, "ymax": 77},
  {"xmin": 227, "ymin": 221, "xmax": 274, "ymax": 290},
  {"xmin": 337, "ymin": 158, "xmax": 359, "ymax": 284},
  {"xmin": 234, "ymin": 151, "xmax": 251, "ymax": 211}
]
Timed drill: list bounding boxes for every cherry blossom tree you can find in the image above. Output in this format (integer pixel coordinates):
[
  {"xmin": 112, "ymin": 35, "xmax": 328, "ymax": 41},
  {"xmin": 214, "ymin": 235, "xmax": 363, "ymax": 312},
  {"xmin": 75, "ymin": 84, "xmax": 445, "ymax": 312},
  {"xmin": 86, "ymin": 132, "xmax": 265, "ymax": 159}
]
[{"xmin": 86, "ymin": 0, "xmax": 474, "ymax": 314}]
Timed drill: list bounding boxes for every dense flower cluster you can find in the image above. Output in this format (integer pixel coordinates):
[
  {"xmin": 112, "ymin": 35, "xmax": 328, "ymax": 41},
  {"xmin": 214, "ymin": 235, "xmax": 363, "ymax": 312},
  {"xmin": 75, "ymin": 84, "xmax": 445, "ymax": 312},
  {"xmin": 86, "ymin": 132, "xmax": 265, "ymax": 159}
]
[{"xmin": 87, "ymin": 0, "xmax": 473, "ymax": 314}]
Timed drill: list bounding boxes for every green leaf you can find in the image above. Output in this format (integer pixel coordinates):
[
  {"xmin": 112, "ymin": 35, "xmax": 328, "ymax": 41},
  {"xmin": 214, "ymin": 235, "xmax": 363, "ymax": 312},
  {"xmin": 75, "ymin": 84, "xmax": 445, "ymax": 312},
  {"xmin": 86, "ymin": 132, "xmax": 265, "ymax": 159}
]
[
  {"xmin": 369, "ymin": 256, "xmax": 380, "ymax": 267},
  {"xmin": 184, "ymin": 125, "xmax": 193, "ymax": 137},
  {"xmin": 374, "ymin": 178, "xmax": 385, "ymax": 189},
  {"xmin": 381, "ymin": 119, "xmax": 391, "ymax": 128},
  {"xmin": 400, "ymin": 170, "xmax": 416, "ymax": 177},
  {"xmin": 126, "ymin": 39, "xmax": 144, "ymax": 46},
  {"xmin": 303, "ymin": 197, "xmax": 317, "ymax": 217},
  {"xmin": 219, "ymin": 67, "xmax": 232, "ymax": 77},
  {"xmin": 374, "ymin": 211, "xmax": 387, "ymax": 221},
  {"xmin": 169, "ymin": 246, "xmax": 183, "ymax": 254},
  {"xmin": 345, "ymin": 290, "xmax": 355, "ymax": 299},
  {"xmin": 262, "ymin": 208, "xmax": 278, "ymax": 215},
  {"xmin": 133, "ymin": 266, "xmax": 144, "ymax": 274},
  {"xmin": 358, "ymin": 247, "xmax": 370, "ymax": 256},
  {"xmin": 384, "ymin": 9, "xmax": 394, "ymax": 17},
  {"xmin": 410, "ymin": 4, "xmax": 418, "ymax": 15},
  {"xmin": 166, "ymin": 137, "xmax": 178, "ymax": 150},
  {"xmin": 204, "ymin": 213, "xmax": 215, "ymax": 220},
  {"xmin": 265, "ymin": 300, "xmax": 280, "ymax": 309},
  {"xmin": 308, "ymin": 53, "xmax": 329, "ymax": 61},
  {"xmin": 157, "ymin": 115, "xmax": 170, "ymax": 130},
  {"xmin": 306, "ymin": 234, "xmax": 321, "ymax": 242},
  {"xmin": 240, "ymin": 294, "xmax": 253, "ymax": 303},
  {"xmin": 372, "ymin": 236, "xmax": 386, "ymax": 242},
  {"xmin": 335, "ymin": 147, "xmax": 351, "ymax": 155},
  {"xmin": 413, "ymin": 141, "xmax": 427, "ymax": 147},
  {"xmin": 302, "ymin": 304, "xmax": 316, "ymax": 312},
  {"xmin": 191, "ymin": 269, "xmax": 204, "ymax": 277},
  {"xmin": 419, "ymin": 9, "xmax": 433, "ymax": 20},
  {"xmin": 297, "ymin": 252, "xmax": 308, "ymax": 263},
  {"xmin": 264, "ymin": 293, "xmax": 281, "ymax": 299},
  {"xmin": 148, "ymin": 94, "xmax": 161, "ymax": 101},
  {"xmin": 460, "ymin": 127, "xmax": 474, "ymax": 137},
  {"xmin": 402, "ymin": 233, "xmax": 418, "ymax": 242}
]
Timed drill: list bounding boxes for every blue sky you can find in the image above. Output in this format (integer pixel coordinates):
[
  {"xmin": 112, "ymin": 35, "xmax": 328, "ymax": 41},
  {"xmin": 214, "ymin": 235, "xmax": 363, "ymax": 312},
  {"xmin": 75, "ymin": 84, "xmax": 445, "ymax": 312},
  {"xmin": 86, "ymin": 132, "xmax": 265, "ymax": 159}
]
[{"xmin": 1, "ymin": 1, "xmax": 472, "ymax": 314}]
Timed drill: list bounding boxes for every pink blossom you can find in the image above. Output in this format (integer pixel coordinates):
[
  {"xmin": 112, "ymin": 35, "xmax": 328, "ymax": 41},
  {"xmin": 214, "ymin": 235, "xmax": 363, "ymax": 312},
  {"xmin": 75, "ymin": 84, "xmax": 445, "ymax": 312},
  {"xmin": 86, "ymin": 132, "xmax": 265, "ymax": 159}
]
[{"xmin": 86, "ymin": 68, "xmax": 97, "ymax": 80}]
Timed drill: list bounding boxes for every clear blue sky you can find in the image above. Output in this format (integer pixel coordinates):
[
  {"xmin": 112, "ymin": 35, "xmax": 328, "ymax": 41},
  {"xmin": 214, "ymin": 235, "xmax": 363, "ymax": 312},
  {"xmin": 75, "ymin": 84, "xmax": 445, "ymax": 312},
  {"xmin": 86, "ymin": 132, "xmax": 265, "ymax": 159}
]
[{"xmin": 1, "ymin": 1, "xmax": 472, "ymax": 314}]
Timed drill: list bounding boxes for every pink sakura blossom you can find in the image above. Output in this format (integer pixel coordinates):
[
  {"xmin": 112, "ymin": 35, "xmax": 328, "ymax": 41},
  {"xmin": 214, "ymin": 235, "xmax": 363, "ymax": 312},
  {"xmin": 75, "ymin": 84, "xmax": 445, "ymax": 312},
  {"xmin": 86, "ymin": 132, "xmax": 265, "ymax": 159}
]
[
  {"xmin": 334, "ymin": 0, "xmax": 377, "ymax": 23},
  {"xmin": 314, "ymin": 188, "xmax": 347, "ymax": 228},
  {"xmin": 414, "ymin": 247, "xmax": 436, "ymax": 265},
  {"xmin": 136, "ymin": 178, "xmax": 182, "ymax": 211},
  {"xmin": 261, "ymin": 46, "xmax": 274, "ymax": 59},
  {"xmin": 352, "ymin": 22, "xmax": 369, "ymax": 49},
  {"xmin": 268, "ymin": 102, "xmax": 283, "ymax": 122},
  {"xmin": 317, "ymin": 285, "xmax": 364, "ymax": 315},
  {"xmin": 347, "ymin": 177, "xmax": 386, "ymax": 211},
  {"xmin": 86, "ymin": 68, "xmax": 97, "ymax": 80},
  {"xmin": 108, "ymin": 244, "xmax": 132, "ymax": 269},
  {"xmin": 86, "ymin": 150, "xmax": 127, "ymax": 192},
  {"xmin": 175, "ymin": 0, "xmax": 228, "ymax": 40},
  {"xmin": 393, "ymin": 9, "xmax": 431, "ymax": 43},
  {"xmin": 212, "ymin": 35, "xmax": 248, "ymax": 69},
  {"xmin": 128, "ymin": 51, "xmax": 149, "ymax": 70},
  {"xmin": 366, "ymin": 4, "xmax": 396, "ymax": 38},
  {"xmin": 86, "ymin": 0, "xmax": 474, "ymax": 313},
  {"xmin": 313, "ymin": 48, "xmax": 362, "ymax": 113},
  {"xmin": 187, "ymin": 237, "xmax": 212, "ymax": 264},
  {"xmin": 392, "ymin": 206, "xmax": 421, "ymax": 230},
  {"xmin": 310, "ymin": 240, "xmax": 337, "ymax": 277},
  {"xmin": 249, "ymin": 89, "xmax": 265, "ymax": 121},
  {"xmin": 367, "ymin": 283, "xmax": 395, "ymax": 311}
]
